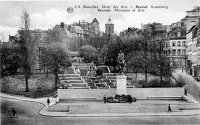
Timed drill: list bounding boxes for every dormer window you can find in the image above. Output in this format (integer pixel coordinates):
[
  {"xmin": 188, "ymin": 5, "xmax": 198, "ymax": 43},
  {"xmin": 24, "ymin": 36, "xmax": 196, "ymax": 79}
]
[
  {"xmin": 177, "ymin": 32, "xmax": 181, "ymax": 37},
  {"xmin": 181, "ymin": 22, "xmax": 184, "ymax": 27}
]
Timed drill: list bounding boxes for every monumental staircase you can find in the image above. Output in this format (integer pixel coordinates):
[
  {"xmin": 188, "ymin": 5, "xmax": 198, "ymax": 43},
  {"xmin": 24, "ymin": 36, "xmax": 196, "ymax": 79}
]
[{"xmin": 58, "ymin": 63, "xmax": 134, "ymax": 89}]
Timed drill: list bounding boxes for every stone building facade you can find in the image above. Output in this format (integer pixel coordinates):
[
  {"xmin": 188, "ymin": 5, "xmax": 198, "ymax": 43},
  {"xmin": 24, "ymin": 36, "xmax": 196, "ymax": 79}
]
[
  {"xmin": 164, "ymin": 21, "xmax": 187, "ymax": 69},
  {"xmin": 186, "ymin": 21, "xmax": 200, "ymax": 77},
  {"xmin": 105, "ymin": 18, "xmax": 114, "ymax": 36},
  {"xmin": 182, "ymin": 6, "xmax": 200, "ymax": 77}
]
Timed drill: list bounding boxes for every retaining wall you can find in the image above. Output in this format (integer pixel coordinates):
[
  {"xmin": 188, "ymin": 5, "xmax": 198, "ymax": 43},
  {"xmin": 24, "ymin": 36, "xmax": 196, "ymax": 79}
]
[{"xmin": 58, "ymin": 88, "xmax": 184, "ymax": 100}]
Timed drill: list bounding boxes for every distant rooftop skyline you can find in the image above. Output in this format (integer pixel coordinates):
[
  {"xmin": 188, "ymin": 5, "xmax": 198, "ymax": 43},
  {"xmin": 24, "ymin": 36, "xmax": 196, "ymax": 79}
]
[{"xmin": 0, "ymin": 0, "xmax": 200, "ymax": 41}]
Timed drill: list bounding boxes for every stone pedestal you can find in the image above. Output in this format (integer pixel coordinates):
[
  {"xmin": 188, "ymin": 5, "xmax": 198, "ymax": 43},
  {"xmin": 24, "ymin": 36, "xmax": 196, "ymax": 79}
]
[{"xmin": 116, "ymin": 75, "xmax": 127, "ymax": 95}]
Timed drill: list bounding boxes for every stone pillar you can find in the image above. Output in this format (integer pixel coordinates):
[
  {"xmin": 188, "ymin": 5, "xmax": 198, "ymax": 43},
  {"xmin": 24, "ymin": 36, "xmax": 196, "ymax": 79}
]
[{"xmin": 116, "ymin": 75, "xmax": 127, "ymax": 95}]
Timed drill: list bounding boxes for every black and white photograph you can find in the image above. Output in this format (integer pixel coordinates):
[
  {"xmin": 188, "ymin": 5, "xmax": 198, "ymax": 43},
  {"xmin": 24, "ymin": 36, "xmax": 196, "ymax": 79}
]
[{"xmin": 0, "ymin": 0, "xmax": 200, "ymax": 124}]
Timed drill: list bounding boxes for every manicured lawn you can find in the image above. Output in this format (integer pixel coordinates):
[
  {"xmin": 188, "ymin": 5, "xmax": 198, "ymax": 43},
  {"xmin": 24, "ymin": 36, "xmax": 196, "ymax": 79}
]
[{"xmin": 0, "ymin": 74, "xmax": 56, "ymax": 98}]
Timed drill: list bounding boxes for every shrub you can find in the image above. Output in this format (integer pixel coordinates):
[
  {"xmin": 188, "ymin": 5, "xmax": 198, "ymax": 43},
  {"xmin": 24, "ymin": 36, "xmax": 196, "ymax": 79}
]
[
  {"xmin": 130, "ymin": 80, "xmax": 141, "ymax": 88},
  {"xmin": 138, "ymin": 79, "xmax": 145, "ymax": 87},
  {"xmin": 138, "ymin": 78, "xmax": 171, "ymax": 88},
  {"xmin": 176, "ymin": 76, "xmax": 186, "ymax": 87},
  {"xmin": 0, "ymin": 76, "xmax": 25, "ymax": 93},
  {"xmin": 147, "ymin": 79, "xmax": 160, "ymax": 87},
  {"xmin": 79, "ymin": 45, "xmax": 97, "ymax": 63}
]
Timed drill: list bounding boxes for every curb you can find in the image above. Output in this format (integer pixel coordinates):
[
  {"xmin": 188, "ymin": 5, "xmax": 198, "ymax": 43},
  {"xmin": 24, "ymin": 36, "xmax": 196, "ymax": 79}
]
[
  {"xmin": 1, "ymin": 95, "xmax": 200, "ymax": 117},
  {"xmin": 1, "ymin": 96, "xmax": 45, "ymax": 117},
  {"xmin": 38, "ymin": 112, "xmax": 200, "ymax": 117}
]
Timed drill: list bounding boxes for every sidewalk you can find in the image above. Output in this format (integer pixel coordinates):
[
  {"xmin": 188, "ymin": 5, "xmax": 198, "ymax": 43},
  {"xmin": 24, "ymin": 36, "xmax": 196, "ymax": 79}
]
[
  {"xmin": 173, "ymin": 70, "xmax": 200, "ymax": 102},
  {"xmin": 174, "ymin": 69, "xmax": 200, "ymax": 87},
  {"xmin": 1, "ymin": 92, "xmax": 200, "ymax": 117}
]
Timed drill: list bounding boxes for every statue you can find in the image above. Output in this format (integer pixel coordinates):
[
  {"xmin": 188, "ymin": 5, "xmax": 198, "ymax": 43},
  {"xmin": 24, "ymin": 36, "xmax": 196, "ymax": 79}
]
[{"xmin": 117, "ymin": 50, "xmax": 125, "ymax": 74}]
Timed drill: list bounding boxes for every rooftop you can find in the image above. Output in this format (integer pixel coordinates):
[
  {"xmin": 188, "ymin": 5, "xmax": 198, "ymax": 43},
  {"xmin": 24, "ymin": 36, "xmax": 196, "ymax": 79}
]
[
  {"xmin": 186, "ymin": 6, "xmax": 200, "ymax": 12},
  {"xmin": 92, "ymin": 18, "xmax": 99, "ymax": 24},
  {"xmin": 106, "ymin": 18, "xmax": 113, "ymax": 25}
]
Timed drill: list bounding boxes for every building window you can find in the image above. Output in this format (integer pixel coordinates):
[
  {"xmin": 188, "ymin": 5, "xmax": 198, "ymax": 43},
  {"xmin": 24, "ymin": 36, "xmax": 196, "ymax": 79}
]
[
  {"xmin": 172, "ymin": 41, "xmax": 176, "ymax": 46},
  {"xmin": 181, "ymin": 22, "xmax": 184, "ymax": 27},
  {"xmin": 172, "ymin": 49, "xmax": 176, "ymax": 55},
  {"xmin": 177, "ymin": 49, "xmax": 181, "ymax": 55},
  {"xmin": 177, "ymin": 41, "xmax": 181, "ymax": 46},
  {"xmin": 168, "ymin": 50, "xmax": 171, "ymax": 56},
  {"xmin": 182, "ymin": 41, "xmax": 186, "ymax": 46},
  {"xmin": 182, "ymin": 49, "xmax": 186, "ymax": 55},
  {"xmin": 166, "ymin": 41, "xmax": 170, "ymax": 47},
  {"xmin": 177, "ymin": 32, "xmax": 181, "ymax": 37}
]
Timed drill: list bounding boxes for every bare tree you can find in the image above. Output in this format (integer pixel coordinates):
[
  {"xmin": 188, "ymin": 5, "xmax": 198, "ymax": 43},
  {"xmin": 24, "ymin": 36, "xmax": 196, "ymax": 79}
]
[
  {"xmin": 1, "ymin": 34, "xmax": 6, "ymax": 42},
  {"xmin": 19, "ymin": 10, "xmax": 35, "ymax": 92}
]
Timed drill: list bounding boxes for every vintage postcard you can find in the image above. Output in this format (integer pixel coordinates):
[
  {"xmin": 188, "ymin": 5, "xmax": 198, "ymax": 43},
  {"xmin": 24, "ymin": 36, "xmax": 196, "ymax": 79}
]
[{"xmin": 1, "ymin": 0, "xmax": 200, "ymax": 125}]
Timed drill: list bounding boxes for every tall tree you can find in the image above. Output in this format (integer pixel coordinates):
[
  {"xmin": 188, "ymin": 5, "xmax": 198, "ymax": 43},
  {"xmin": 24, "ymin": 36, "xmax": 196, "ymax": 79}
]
[
  {"xmin": 79, "ymin": 45, "xmax": 97, "ymax": 63},
  {"xmin": 0, "ymin": 42, "xmax": 22, "ymax": 76},
  {"xmin": 18, "ymin": 10, "xmax": 35, "ymax": 92},
  {"xmin": 104, "ymin": 42, "xmax": 120, "ymax": 73},
  {"xmin": 138, "ymin": 30, "xmax": 151, "ymax": 85},
  {"xmin": 40, "ymin": 43, "xmax": 71, "ymax": 89},
  {"xmin": 126, "ymin": 51, "xmax": 143, "ymax": 81}
]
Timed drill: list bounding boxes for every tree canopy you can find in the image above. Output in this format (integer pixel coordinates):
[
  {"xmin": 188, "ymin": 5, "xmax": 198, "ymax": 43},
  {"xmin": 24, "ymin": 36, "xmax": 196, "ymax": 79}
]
[
  {"xmin": 79, "ymin": 45, "xmax": 97, "ymax": 63},
  {"xmin": 40, "ymin": 43, "xmax": 71, "ymax": 89}
]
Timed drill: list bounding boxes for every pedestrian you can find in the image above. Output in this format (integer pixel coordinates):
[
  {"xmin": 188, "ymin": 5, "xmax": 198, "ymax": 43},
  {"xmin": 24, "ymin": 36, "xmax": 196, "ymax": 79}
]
[
  {"xmin": 47, "ymin": 97, "xmax": 50, "ymax": 105},
  {"xmin": 184, "ymin": 89, "xmax": 187, "ymax": 96},
  {"xmin": 11, "ymin": 107, "xmax": 17, "ymax": 117},
  {"xmin": 103, "ymin": 95, "xmax": 107, "ymax": 103},
  {"xmin": 168, "ymin": 104, "xmax": 172, "ymax": 112}
]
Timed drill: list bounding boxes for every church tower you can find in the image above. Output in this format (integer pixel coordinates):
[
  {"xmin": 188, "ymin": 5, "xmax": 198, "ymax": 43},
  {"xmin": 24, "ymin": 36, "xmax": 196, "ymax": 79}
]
[
  {"xmin": 91, "ymin": 18, "xmax": 100, "ymax": 35},
  {"xmin": 105, "ymin": 18, "xmax": 114, "ymax": 35}
]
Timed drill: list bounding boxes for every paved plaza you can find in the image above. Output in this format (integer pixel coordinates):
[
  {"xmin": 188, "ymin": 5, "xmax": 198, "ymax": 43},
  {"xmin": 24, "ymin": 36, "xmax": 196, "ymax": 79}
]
[
  {"xmin": 1, "ymin": 93, "xmax": 200, "ymax": 117},
  {"xmin": 1, "ymin": 94, "xmax": 200, "ymax": 125},
  {"xmin": 40, "ymin": 99, "xmax": 200, "ymax": 117}
]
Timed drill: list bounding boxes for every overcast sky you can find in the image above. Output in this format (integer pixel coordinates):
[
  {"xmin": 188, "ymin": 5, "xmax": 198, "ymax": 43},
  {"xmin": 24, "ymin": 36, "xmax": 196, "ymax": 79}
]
[{"xmin": 0, "ymin": 0, "xmax": 200, "ymax": 41}]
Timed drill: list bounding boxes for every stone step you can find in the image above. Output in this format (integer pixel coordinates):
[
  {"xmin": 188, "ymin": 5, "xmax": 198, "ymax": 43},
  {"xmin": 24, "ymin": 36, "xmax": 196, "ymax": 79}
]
[
  {"xmin": 103, "ymin": 73, "xmax": 116, "ymax": 76},
  {"xmin": 73, "ymin": 63, "xmax": 92, "ymax": 67},
  {"xmin": 97, "ymin": 66, "xmax": 111, "ymax": 73},
  {"xmin": 58, "ymin": 74, "xmax": 80, "ymax": 77},
  {"xmin": 96, "ymin": 83, "xmax": 109, "ymax": 89},
  {"xmin": 147, "ymin": 96, "xmax": 184, "ymax": 100},
  {"xmin": 82, "ymin": 76, "xmax": 90, "ymax": 80},
  {"xmin": 106, "ymin": 76, "xmax": 116, "ymax": 79},
  {"xmin": 68, "ymin": 87, "xmax": 89, "ymax": 89},
  {"xmin": 66, "ymin": 67, "xmax": 76, "ymax": 74},
  {"xmin": 74, "ymin": 66, "xmax": 90, "ymax": 69},
  {"xmin": 87, "ymin": 82, "xmax": 97, "ymax": 87},
  {"xmin": 59, "ymin": 77, "xmax": 82, "ymax": 80},
  {"xmin": 110, "ymin": 79, "xmax": 117, "ymax": 82},
  {"xmin": 71, "ymin": 83, "xmax": 88, "ymax": 87},
  {"xmin": 84, "ymin": 79, "xmax": 93, "ymax": 83},
  {"xmin": 105, "ymin": 82, "xmax": 115, "ymax": 86},
  {"xmin": 68, "ymin": 80, "xmax": 85, "ymax": 83}
]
